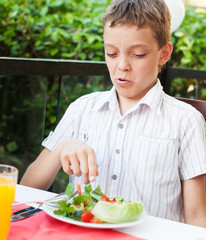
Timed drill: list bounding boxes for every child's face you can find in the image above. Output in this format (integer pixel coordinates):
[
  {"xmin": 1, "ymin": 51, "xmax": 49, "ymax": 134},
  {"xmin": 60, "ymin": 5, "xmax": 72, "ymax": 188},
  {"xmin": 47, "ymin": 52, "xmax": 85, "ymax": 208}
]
[{"xmin": 104, "ymin": 23, "xmax": 170, "ymax": 103}]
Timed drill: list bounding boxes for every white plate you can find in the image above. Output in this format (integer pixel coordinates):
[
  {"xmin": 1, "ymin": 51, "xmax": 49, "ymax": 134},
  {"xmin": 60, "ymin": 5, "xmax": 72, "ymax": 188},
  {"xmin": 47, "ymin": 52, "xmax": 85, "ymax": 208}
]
[{"xmin": 43, "ymin": 206, "xmax": 147, "ymax": 229}]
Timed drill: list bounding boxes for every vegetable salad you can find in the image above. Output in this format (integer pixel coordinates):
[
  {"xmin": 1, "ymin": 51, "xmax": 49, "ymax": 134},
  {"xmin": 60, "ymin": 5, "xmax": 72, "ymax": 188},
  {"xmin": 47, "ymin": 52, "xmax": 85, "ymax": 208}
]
[{"xmin": 54, "ymin": 183, "xmax": 144, "ymax": 224}]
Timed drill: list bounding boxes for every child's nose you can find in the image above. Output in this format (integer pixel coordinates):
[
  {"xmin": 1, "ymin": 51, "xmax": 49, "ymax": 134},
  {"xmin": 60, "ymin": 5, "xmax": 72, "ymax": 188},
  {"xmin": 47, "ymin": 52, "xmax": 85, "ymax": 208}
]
[{"xmin": 118, "ymin": 57, "xmax": 130, "ymax": 71}]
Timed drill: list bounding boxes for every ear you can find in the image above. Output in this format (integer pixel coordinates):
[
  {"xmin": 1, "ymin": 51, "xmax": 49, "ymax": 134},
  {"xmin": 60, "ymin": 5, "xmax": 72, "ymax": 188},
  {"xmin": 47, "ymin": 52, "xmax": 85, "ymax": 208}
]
[{"xmin": 158, "ymin": 42, "xmax": 173, "ymax": 66}]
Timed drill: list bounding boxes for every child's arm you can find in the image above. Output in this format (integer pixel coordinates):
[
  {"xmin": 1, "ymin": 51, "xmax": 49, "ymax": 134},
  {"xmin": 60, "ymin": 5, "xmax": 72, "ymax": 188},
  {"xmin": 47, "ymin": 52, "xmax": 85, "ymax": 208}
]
[
  {"xmin": 20, "ymin": 147, "xmax": 62, "ymax": 190},
  {"xmin": 20, "ymin": 140, "xmax": 98, "ymax": 190},
  {"xmin": 182, "ymin": 174, "xmax": 206, "ymax": 227}
]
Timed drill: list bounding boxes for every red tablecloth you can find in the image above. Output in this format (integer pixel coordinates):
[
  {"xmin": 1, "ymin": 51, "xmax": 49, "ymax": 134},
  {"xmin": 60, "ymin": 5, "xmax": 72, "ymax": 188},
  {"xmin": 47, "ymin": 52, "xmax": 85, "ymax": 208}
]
[{"xmin": 8, "ymin": 205, "xmax": 146, "ymax": 240}]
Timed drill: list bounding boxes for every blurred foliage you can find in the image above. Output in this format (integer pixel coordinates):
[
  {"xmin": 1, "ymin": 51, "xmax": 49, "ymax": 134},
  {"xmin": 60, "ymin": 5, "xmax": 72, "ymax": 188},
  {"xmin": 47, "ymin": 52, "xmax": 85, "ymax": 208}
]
[
  {"xmin": 0, "ymin": 76, "xmax": 48, "ymax": 183},
  {"xmin": 0, "ymin": 0, "xmax": 111, "ymax": 190},
  {"xmin": 170, "ymin": 8, "xmax": 206, "ymax": 98},
  {"xmin": 172, "ymin": 10, "xmax": 206, "ymax": 69},
  {"xmin": 0, "ymin": 0, "xmax": 110, "ymax": 61},
  {"xmin": 0, "ymin": 1, "xmax": 205, "ymax": 192}
]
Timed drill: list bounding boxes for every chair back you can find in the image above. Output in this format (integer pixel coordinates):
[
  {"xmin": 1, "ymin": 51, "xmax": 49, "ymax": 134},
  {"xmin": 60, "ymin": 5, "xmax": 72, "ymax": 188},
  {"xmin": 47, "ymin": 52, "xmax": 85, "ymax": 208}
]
[{"xmin": 176, "ymin": 97, "xmax": 206, "ymax": 120}]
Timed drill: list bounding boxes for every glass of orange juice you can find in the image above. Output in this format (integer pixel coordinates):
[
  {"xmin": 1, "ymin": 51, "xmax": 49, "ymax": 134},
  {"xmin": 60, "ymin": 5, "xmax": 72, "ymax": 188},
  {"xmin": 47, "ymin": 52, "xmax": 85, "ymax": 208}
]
[{"xmin": 0, "ymin": 164, "xmax": 18, "ymax": 240}]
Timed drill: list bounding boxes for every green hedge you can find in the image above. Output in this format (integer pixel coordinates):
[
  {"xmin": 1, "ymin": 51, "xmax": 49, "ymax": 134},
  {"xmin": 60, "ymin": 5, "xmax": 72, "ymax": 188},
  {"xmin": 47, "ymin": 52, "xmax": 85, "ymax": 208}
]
[
  {"xmin": 170, "ymin": 9, "xmax": 206, "ymax": 98},
  {"xmin": 0, "ymin": 0, "xmax": 110, "ymax": 60},
  {"xmin": 172, "ymin": 9, "xmax": 206, "ymax": 70}
]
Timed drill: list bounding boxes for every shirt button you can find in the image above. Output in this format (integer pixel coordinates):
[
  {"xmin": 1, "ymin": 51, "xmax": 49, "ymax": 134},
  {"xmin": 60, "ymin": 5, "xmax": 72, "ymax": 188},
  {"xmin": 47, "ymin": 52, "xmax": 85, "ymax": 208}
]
[
  {"xmin": 119, "ymin": 123, "xmax": 124, "ymax": 129},
  {"xmin": 115, "ymin": 149, "xmax": 120, "ymax": 154},
  {"xmin": 112, "ymin": 175, "xmax": 117, "ymax": 180}
]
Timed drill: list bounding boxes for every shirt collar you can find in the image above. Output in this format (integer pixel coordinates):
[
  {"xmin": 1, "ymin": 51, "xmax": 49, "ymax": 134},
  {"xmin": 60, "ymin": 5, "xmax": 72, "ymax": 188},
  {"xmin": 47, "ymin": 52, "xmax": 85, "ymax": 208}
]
[
  {"xmin": 138, "ymin": 79, "xmax": 164, "ymax": 114},
  {"xmin": 91, "ymin": 79, "xmax": 164, "ymax": 114},
  {"xmin": 90, "ymin": 87, "xmax": 115, "ymax": 112}
]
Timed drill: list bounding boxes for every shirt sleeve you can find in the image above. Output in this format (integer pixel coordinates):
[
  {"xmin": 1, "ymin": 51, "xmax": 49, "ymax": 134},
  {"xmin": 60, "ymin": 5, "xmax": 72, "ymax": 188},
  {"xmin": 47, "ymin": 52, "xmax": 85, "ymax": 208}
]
[
  {"xmin": 179, "ymin": 109, "xmax": 206, "ymax": 180},
  {"xmin": 42, "ymin": 98, "xmax": 80, "ymax": 151}
]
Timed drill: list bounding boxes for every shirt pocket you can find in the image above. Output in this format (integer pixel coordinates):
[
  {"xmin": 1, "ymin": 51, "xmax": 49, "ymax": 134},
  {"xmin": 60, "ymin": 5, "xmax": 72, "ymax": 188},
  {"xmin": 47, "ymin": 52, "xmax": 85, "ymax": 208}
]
[
  {"xmin": 137, "ymin": 135, "xmax": 177, "ymax": 165},
  {"xmin": 130, "ymin": 135, "xmax": 178, "ymax": 184},
  {"xmin": 138, "ymin": 135, "xmax": 176, "ymax": 145}
]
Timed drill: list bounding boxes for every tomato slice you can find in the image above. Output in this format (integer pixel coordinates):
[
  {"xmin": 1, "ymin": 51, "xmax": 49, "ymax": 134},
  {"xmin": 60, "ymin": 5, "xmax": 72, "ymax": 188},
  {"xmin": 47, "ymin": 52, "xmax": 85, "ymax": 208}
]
[
  {"xmin": 77, "ymin": 183, "xmax": 81, "ymax": 196},
  {"xmin": 81, "ymin": 211, "xmax": 94, "ymax": 222},
  {"xmin": 84, "ymin": 199, "xmax": 90, "ymax": 206},
  {"xmin": 101, "ymin": 194, "xmax": 110, "ymax": 202},
  {"xmin": 109, "ymin": 198, "xmax": 116, "ymax": 203},
  {"xmin": 89, "ymin": 219, "xmax": 102, "ymax": 224}
]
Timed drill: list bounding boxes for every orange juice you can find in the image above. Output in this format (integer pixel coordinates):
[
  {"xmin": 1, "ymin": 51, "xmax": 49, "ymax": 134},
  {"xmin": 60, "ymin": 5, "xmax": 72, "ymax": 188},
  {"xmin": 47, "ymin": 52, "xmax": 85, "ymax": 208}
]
[{"xmin": 0, "ymin": 165, "xmax": 18, "ymax": 240}]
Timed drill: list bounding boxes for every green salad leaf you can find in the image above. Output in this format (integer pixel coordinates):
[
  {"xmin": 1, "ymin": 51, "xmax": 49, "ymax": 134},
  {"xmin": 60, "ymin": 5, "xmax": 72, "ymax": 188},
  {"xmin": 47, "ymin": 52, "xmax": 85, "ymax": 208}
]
[
  {"xmin": 91, "ymin": 200, "xmax": 144, "ymax": 224},
  {"xmin": 65, "ymin": 183, "xmax": 75, "ymax": 198},
  {"xmin": 84, "ymin": 184, "xmax": 92, "ymax": 193},
  {"xmin": 89, "ymin": 185, "xmax": 103, "ymax": 201},
  {"xmin": 54, "ymin": 200, "xmax": 76, "ymax": 218},
  {"xmin": 73, "ymin": 195, "xmax": 90, "ymax": 205}
]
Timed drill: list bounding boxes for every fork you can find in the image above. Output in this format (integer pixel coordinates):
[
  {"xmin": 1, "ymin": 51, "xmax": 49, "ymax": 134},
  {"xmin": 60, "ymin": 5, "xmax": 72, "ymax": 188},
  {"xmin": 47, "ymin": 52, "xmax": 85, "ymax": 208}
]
[{"xmin": 12, "ymin": 190, "xmax": 78, "ymax": 207}]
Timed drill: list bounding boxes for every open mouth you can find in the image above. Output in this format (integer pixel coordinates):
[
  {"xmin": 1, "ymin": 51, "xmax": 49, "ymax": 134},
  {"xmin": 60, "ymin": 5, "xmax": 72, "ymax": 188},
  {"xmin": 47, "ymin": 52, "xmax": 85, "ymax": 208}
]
[{"xmin": 116, "ymin": 78, "xmax": 132, "ymax": 86}]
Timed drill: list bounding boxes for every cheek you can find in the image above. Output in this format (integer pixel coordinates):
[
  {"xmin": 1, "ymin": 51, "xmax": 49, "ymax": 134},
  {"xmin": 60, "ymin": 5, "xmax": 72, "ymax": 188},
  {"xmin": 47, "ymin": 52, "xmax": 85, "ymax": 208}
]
[
  {"xmin": 135, "ymin": 59, "xmax": 159, "ymax": 77},
  {"xmin": 147, "ymin": 55, "xmax": 160, "ymax": 69},
  {"xmin": 106, "ymin": 58, "xmax": 116, "ymax": 74}
]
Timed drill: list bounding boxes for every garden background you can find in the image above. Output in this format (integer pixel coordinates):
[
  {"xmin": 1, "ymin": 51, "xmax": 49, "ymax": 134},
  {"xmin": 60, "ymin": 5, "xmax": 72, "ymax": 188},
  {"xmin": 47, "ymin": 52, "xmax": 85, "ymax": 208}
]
[{"xmin": 0, "ymin": 0, "xmax": 205, "ymax": 192}]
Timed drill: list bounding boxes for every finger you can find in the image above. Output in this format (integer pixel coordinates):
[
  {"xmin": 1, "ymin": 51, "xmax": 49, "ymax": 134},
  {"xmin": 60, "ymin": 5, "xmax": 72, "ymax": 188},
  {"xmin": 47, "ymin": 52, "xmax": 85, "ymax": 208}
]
[
  {"xmin": 82, "ymin": 174, "xmax": 90, "ymax": 185},
  {"xmin": 78, "ymin": 151, "xmax": 90, "ymax": 184},
  {"xmin": 70, "ymin": 153, "xmax": 82, "ymax": 177},
  {"xmin": 87, "ymin": 149, "xmax": 97, "ymax": 182},
  {"xmin": 96, "ymin": 169, "xmax": 99, "ymax": 177},
  {"xmin": 61, "ymin": 154, "xmax": 73, "ymax": 175}
]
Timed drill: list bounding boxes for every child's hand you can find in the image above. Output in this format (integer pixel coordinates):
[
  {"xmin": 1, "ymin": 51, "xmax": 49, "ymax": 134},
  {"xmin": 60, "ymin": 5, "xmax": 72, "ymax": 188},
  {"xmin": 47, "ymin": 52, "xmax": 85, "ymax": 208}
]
[{"xmin": 59, "ymin": 140, "xmax": 98, "ymax": 184}]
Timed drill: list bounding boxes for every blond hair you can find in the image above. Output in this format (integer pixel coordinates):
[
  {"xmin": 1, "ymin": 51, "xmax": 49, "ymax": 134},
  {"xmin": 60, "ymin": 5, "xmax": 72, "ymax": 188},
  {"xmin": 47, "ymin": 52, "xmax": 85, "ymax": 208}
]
[{"xmin": 102, "ymin": 0, "xmax": 171, "ymax": 49}]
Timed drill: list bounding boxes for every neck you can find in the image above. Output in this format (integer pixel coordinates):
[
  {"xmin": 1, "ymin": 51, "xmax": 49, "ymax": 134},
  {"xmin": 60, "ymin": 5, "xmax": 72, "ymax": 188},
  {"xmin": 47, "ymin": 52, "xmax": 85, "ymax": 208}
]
[
  {"xmin": 117, "ymin": 79, "xmax": 158, "ymax": 115},
  {"xmin": 118, "ymin": 96, "xmax": 139, "ymax": 115}
]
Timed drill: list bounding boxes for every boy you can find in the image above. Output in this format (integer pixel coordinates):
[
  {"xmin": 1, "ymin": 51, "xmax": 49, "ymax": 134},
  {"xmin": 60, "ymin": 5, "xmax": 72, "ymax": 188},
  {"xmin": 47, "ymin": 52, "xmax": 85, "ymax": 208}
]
[{"xmin": 21, "ymin": 0, "xmax": 206, "ymax": 227}]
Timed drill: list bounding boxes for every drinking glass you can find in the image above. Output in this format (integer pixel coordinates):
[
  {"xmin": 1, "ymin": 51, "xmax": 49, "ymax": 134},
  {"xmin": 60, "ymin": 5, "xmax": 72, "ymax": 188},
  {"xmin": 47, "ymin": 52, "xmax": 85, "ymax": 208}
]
[{"xmin": 0, "ymin": 164, "xmax": 18, "ymax": 240}]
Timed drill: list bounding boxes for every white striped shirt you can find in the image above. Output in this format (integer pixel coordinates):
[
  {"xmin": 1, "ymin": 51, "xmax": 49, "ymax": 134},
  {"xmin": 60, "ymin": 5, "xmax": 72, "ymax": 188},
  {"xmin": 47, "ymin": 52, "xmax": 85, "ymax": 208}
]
[{"xmin": 42, "ymin": 79, "xmax": 206, "ymax": 222}]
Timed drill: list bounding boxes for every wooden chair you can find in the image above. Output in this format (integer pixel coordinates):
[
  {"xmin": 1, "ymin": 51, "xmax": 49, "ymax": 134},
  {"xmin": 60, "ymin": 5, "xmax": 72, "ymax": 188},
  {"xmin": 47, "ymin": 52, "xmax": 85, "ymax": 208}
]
[{"xmin": 176, "ymin": 97, "xmax": 206, "ymax": 120}]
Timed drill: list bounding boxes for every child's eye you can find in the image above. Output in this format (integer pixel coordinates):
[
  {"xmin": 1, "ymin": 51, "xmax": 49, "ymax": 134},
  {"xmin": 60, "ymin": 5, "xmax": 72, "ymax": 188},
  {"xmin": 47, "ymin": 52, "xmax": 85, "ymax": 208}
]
[
  {"xmin": 106, "ymin": 53, "xmax": 117, "ymax": 57},
  {"xmin": 134, "ymin": 53, "xmax": 146, "ymax": 58}
]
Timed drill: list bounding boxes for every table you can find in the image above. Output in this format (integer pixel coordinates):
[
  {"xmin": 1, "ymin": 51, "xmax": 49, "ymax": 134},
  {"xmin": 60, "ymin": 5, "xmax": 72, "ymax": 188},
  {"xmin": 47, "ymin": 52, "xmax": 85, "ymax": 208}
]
[{"xmin": 14, "ymin": 184, "xmax": 206, "ymax": 240}]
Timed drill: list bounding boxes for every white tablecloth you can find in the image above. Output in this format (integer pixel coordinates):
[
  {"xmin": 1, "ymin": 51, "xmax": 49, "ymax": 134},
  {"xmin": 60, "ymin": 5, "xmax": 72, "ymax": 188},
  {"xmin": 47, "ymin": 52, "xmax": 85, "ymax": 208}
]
[{"xmin": 15, "ymin": 185, "xmax": 206, "ymax": 240}]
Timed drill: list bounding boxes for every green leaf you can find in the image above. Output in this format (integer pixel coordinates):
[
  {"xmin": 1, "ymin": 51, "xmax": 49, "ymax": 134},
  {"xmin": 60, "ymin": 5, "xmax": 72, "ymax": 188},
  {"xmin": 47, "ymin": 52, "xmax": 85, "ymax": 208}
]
[
  {"xmin": 89, "ymin": 185, "xmax": 103, "ymax": 200},
  {"xmin": 49, "ymin": 116, "xmax": 56, "ymax": 124},
  {"xmin": 40, "ymin": 6, "xmax": 48, "ymax": 16},
  {"xmin": 174, "ymin": 32, "xmax": 184, "ymax": 37},
  {"xmin": 66, "ymin": 206, "xmax": 75, "ymax": 214},
  {"xmin": 65, "ymin": 183, "xmax": 75, "ymax": 197},
  {"xmin": 50, "ymin": 48, "xmax": 59, "ymax": 56},
  {"xmin": 59, "ymin": 200, "xmax": 68, "ymax": 210},
  {"xmin": 53, "ymin": 209, "xmax": 66, "ymax": 216},
  {"xmin": 84, "ymin": 184, "xmax": 92, "ymax": 193},
  {"xmin": 9, "ymin": 10, "xmax": 18, "ymax": 18},
  {"xmin": 49, "ymin": 0, "xmax": 64, "ymax": 7},
  {"xmin": 51, "ymin": 31, "xmax": 59, "ymax": 41},
  {"xmin": 73, "ymin": 195, "xmax": 90, "ymax": 205},
  {"xmin": 92, "ymin": 185, "xmax": 103, "ymax": 196},
  {"xmin": 44, "ymin": 26, "xmax": 53, "ymax": 37},
  {"xmin": 6, "ymin": 141, "xmax": 18, "ymax": 153}
]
